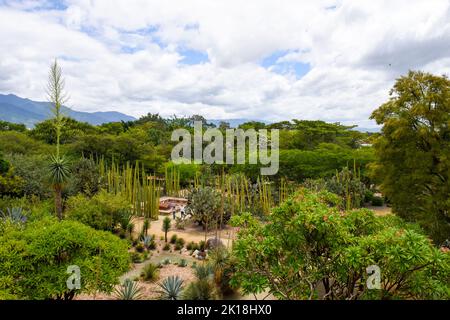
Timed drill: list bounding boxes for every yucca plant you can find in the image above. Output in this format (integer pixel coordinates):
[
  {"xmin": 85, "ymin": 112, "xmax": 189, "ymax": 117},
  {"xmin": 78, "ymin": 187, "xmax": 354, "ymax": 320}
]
[
  {"xmin": 46, "ymin": 60, "xmax": 70, "ymax": 220},
  {"xmin": 158, "ymin": 276, "xmax": 184, "ymax": 300},
  {"xmin": 49, "ymin": 154, "xmax": 70, "ymax": 220},
  {"xmin": 114, "ymin": 279, "xmax": 143, "ymax": 300},
  {"xmin": 162, "ymin": 217, "xmax": 171, "ymax": 243}
]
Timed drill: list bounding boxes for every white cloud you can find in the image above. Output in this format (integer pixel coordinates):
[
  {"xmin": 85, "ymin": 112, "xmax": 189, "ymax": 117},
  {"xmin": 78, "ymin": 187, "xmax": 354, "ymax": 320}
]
[{"xmin": 0, "ymin": 0, "xmax": 449, "ymax": 128}]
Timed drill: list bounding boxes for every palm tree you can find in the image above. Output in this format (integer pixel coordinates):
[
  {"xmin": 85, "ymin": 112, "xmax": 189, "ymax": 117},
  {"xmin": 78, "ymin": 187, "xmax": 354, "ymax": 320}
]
[
  {"xmin": 162, "ymin": 216, "xmax": 171, "ymax": 242},
  {"xmin": 47, "ymin": 59, "xmax": 70, "ymax": 219}
]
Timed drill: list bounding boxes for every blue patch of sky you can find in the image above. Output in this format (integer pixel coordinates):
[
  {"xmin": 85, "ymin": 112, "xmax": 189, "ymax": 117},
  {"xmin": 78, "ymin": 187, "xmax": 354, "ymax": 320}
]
[
  {"xmin": 262, "ymin": 50, "xmax": 310, "ymax": 79},
  {"xmin": 179, "ymin": 48, "xmax": 209, "ymax": 65}
]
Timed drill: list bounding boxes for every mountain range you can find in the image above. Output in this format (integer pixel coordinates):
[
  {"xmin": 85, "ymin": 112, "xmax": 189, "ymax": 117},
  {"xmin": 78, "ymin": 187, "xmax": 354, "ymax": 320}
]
[{"xmin": 0, "ymin": 94, "xmax": 136, "ymax": 128}]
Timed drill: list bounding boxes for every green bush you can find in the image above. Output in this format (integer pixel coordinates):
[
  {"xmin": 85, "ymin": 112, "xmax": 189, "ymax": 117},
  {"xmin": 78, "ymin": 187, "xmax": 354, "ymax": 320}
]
[
  {"xmin": 135, "ymin": 243, "xmax": 145, "ymax": 253},
  {"xmin": 230, "ymin": 188, "xmax": 450, "ymax": 300},
  {"xmin": 371, "ymin": 196, "xmax": 384, "ymax": 206},
  {"xmin": 364, "ymin": 190, "xmax": 374, "ymax": 203},
  {"xmin": 162, "ymin": 243, "xmax": 171, "ymax": 251},
  {"xmin": 176, "ymin": 237, "xmax": 185, "ymax": 247},
  {"xmin": 179, "ymin": 259, "xmax": 188, "ymax": 267},
  {"xmin": 170, "ymin": 234, "xmax": 178, "ymax": 244},
  {"xmin": 65, "ymin": 190, "xmax": 131, "ymax": 231},
  {"xmin": 0, "ymin": 218, "xmax": 130, "ymax": 299},
  {"xmin": 131, "ymin": 252, "xmax": 143, "ymax": 263},
  {"xmin": 141, "ymin": 263, "xmax": 159, "ymax": 282},
  {"xmin": 4, "ymin": 154, "xmax": 51, "ymax": 198}
]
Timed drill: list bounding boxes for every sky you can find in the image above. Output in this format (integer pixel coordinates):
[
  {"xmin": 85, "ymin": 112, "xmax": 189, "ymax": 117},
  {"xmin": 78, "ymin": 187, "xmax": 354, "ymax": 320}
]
[{"xmin": 0, "ymin": 0, "xmax": 449, "ymax": 128}]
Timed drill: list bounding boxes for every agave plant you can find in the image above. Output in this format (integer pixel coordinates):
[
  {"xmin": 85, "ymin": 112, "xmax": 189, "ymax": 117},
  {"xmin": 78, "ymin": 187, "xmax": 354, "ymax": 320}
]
[
  {"xmin": 114, "ymin": 279, "xmax": 143, "ymax": 300},
  {"xmin": 0, "ymin": 207, "xmax": 27, "ymax": 224},
  {"xmin": 142, "ymin": 235, "xmax": 153, "ymax": 248},
  {"xmin": 193, "ymin": 263, "xmax": 213, "ymax": 281},
  {"xmin": 157, "ymin": 276, "xmax": 184, "ymax": 300}
]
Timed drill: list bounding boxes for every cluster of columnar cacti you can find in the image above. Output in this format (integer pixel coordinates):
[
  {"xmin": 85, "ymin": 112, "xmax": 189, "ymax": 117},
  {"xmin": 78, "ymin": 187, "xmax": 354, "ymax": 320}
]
[
  {"xmin": 165, "ymin": 165, "xmax": 180, "ymax": 197},
  {"xmin": 98, "ymin": 157, "xmax": 160, "ymax": 219}
]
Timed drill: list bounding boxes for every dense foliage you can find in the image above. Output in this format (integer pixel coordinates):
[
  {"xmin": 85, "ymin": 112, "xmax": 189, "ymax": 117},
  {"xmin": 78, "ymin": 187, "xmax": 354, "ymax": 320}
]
[
  {"xmin": 0, "ymin": 217, "xmax": 130, "ymax": 299},
  {"xmin": 231, "ymin": 189, "xmax": 450, "ymax": 300},
  {"xmin": 65, "ymin": 190, "xmax": 131, "ymax": 231},
  {"xmin": 371, "ymin": 71, "xmax": 450, "ymax": 244}
]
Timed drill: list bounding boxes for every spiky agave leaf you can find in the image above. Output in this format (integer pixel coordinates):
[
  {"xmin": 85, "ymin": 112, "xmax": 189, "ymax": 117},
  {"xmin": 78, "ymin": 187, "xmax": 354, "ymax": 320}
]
[
  {"xmin": 48, "ymin": 154, "xmax": 70, "ymax": 184},
  {"xmin": 157, "ymin": 276, "xmax": 184, "ymax": 300},
  {"xmin": 0, "ymin": 207, "xmax": 27, "ymax": 224},
  {"xmin": 114, "ymin": 279, "xmax": 143, "ymax": 300}
]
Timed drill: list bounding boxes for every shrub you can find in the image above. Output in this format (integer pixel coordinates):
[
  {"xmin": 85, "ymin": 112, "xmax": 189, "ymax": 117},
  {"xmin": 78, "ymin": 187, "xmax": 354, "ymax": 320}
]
[
  {"xmin": 198, "ymin": 240, "xmax": 206, "ymax": 251},
  {"xmin": 135, "ymin": 243, "xmax": 145, "ymax": 253},
  {"xmin": 174, "ymin": 243, "xmax": 183, "ymax": 250},
  {"xmin": 230, "ymin": 188, "xmax": 450, "ymax": 300},
  {"xmin": 65, "ymin": 190, "xmax": 131, "ymax": 231},
  {"xmin": 66, "ymin": 158, "xmax": 102, "ymax": 196},
  {"xmin": 182, "ymin": 279, "xmax": 218, "ymax": 300},
  {"xmin": 176, "ymin": 237, "xmax": 185, "ymax": 247},
  {"xmin": 364, "ymin": 190, "xmax": 374, "ymax": 203},
  {"xmin": 175, "ymin": 217, "xmax": 186, "ymax": 230},
  {"xmin": 162, "ymin": 243, "xmax": 171, "ymax": 251},
  {"xmin": 141, "ymin": 263, "xmax": 159, "ymax": 282},
  {"xmin": 148, "ymin": 240, "xmax": 157, "ymax": 250},
  {"xmin": 170, "ymin": 234, "xmax": 178, "ymax": 244},
  {"xmin": 162, "ymin": 258, "xmax": 171, "ymax": 265},
  {"xmin": 131, "ymin": 252, "xmax": 143, "ymax": 263},
  {"xmin": 186, "ymin": 241, "xmax": 198, "ymax": 251},
  {"xmin": 0, "ymin": 218, "xmax": 130, "ymax": 299},
  {"xmin": 179, "ymin": 259, "xmax": 188, "ymax": 267},
  {"xmin": 371, "ymin": 196, "xmax": 384, "ymax": 206},
  {"xmin": 4, "ymin": 154, "xmax": 51, "ymax": 198}
]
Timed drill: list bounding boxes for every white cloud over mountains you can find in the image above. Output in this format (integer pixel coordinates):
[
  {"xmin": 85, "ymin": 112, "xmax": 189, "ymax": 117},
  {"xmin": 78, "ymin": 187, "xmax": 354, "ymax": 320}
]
[{"xmin": 0, "ymin": 0, "xmax": 449, "ymax": 128}]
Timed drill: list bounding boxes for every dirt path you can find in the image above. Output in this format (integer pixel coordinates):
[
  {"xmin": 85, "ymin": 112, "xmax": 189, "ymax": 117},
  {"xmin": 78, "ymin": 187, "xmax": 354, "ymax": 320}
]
[
  {"xmin": 132, "ymin": 215, "xmax": 237, "ymax": 246},
  {"xmin": 366, "ymin": 204, "xmax": 392, "ymax": 216}
]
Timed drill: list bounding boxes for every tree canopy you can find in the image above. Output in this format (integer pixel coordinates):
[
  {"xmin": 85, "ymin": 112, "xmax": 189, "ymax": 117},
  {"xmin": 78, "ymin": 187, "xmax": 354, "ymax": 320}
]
[
  {"xmin": 230, "ymin": 189, "xmax": 450, "ymax": 300},
  {"xmin": 371, "ymin": 71, "xmax": 450, "ymax": 244}
]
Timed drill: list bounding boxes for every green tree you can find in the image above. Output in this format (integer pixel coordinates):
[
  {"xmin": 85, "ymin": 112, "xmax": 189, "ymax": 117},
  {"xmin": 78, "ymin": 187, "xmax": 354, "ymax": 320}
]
[
  {"xmin": 370, "ymin": 71, "xmax": 450, "ymax": 244},
  {"xmin": 230, "ymin": 189, "xmax": 450, "ymax": 300},
  {"xmin": 0, "ymin": 120, "xmax": 26, "ymax": 132},
  {"xmin": 66, "ymin": 157, "xmax": 102, "ymax": 196},
  {"xmin": 186, "ymin": 186, "xmax": 232, "ymax": 230},
  {"xmin": 0, "ymin": 218, "xmax": 130, "ymax": 299}
]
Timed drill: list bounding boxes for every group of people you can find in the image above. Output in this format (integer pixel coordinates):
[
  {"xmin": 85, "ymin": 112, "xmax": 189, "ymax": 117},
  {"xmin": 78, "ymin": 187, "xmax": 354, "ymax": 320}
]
[{"xmin": 171, "ymin": 205, "xmax": 187, "ymax": 220}]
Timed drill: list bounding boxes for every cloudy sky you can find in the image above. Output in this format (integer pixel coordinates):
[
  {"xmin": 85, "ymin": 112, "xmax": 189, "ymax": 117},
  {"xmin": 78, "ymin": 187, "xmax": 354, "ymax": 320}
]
[{"xmin": 1, "ymin": 0, "xmax": 449, "ymax": 128}]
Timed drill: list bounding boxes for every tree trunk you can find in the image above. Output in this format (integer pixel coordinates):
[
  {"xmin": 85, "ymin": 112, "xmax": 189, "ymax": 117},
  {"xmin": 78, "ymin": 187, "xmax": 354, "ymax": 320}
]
[{"xmin": 54, "ymin": 184, "xmax": 63, "ymax": 220}]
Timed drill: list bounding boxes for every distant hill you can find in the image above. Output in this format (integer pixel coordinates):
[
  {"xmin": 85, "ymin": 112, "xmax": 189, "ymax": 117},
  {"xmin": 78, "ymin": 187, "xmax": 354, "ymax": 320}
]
[{"xmin": 0, "ymin": 94, "xmax": 136, "ymax": 128}]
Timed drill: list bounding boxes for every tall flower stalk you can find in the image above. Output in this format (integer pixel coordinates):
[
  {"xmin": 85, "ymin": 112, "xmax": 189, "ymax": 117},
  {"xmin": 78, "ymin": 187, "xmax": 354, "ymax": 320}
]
[{"xmin": 47, "ymin": 59, "xmax": 70, "ymax": 219}]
